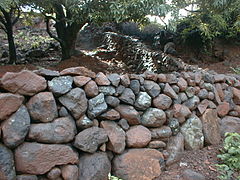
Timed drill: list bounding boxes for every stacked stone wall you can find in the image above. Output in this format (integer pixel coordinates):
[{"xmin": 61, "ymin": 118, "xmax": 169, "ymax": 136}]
[{"xmin": 0, "ymin": 67, "xmax": 240, "ymax": 180}]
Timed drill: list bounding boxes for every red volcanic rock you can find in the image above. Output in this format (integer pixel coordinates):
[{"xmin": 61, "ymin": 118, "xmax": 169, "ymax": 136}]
[
  {"xmin": 84, "ymin": 80, "xmax": 99, "ymax": 97},
  {"xmin": 95, "ymin": 72, "xmax": 110, "ymax": 86},
  {"xmin": 73, "ymin": 76, "xmax": 91, "ymax": 87},
  {"xmin": 60, "ymin": 66, "xmax": 96, "ymax": 78}
]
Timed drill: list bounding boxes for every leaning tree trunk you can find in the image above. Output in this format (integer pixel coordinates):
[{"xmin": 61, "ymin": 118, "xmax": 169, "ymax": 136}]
[{"xmin": 6, "ymin": 24, "xmax": 17, "ymax": 64}]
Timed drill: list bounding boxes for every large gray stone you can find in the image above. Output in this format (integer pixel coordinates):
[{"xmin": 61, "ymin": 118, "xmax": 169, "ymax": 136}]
[
  {"xmin": 183, "ymin": 96, "xmax": 200, "ymax": 110},
  {"xmin": 28, "ymin": 117, "xmax": 77, "ymax": 143},
  {"xmin": 87, "ymin": 93, "xmax": 108, "ymax": 119},
  {"xmin": 181, "ymin": 116, "xmax": 204, "ymax": 150},
  {"xmin": 99, "ymin": 86, "xmax": 116, "ymax": 96},
  {"xmin": 219, "ymin": 116, "xmax": 240, "ymax": 136},
  {"xmin": 48, "ymin": 76, "xmax": 73, "ymax": 96},
  {"xmin": 2, "ymin": 105, "xmax": 30, "ymax": 148},
  {"xmin": 0, "ymin": 144, "xmax": 16, "ymax": 180},
  {"xmin": 119, "ymin": 88, "xmax": 135, "ymax": 105},
  {"xmin": 26, "ymin": 92, "xmax": 58, "ymax": 122},
  {"xmin": 105, "ymin": 96, "xmax": 120, "ymax": 108},
  {"xmin": 144, "ymin": 80, "xmax": 161, "ymax": 98},
  {"xmin": 134, "ymin": 92, "xmax": 152, "ymax": 110},
  {"xmin": 163, "ymin": 83, "xmax": 178, "ymax": 99},
  {"xmin": 79, "ymin": 152, "xmax": 111, "ymax": 180},
  {"xmin": 130, "ymin": 80, "xmax": 140, "ymax": 94},
  {"xmin": 107, "ymin": 73, "xmax": 120, "ymax": 87},
  {"xmin": 153, "ymin": 94, "xmax": 172, "ymax": 110},
  {"xmin": 74, "ymin": 127, "xmax": 108, "ymax": 153},
  {"xmin": 59, "ymin": 88, "xmax": 88, "ymax": 119},
  {"xmin": 141, "ymin": 108, "xmax": 166, "ymax": 127}
]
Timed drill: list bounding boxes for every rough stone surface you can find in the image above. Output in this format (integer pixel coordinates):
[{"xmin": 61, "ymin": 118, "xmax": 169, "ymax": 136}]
[
  {"xmin": 144, "ymin": 80, "xmax": 161, "ymax": 98},
  {"xmin": 115, "ymin": 105, "xmax": 140, "ymax": 125},
  {"xmin": 99, "ymin": 86, "xmax": 116, "ymax": 96},
  {"xmin": 201, "ymin": 109, "xmax": 221, "ymax": 145},
  {"xmin": 33, "ymin": 68, "xmax": 60, "ymax": 77},
  {"xmin": 197, "ymin": 99, "xmax": 209, "ymax": 115},
  {"xmin": 183, "ymin": 96, "xmax": 200, "ymax": 110},
  {"xmin": 182, "ymin": 169, "xmax": 206, "ymax": 180},
  {"xmin": 177, "ymin": 77, "xmax": 188, "ymax": 91},
  {"xmin": 119, "ymin": 88, "xmax": 135, "ymax": 105},
  {"xmin": 130, "ymin": 80, "xmax": 140, "ymax": 94},
  {"xmin": 113, "ymin": 149, "xmax": 164, "ymax": 180},
  {"xmin": 84, "ymin": 80, "xmax": 99, "ymax": 97},
  {"xmin": 120, "ymin": 74, "xmax": 130, "ymax": 87},
  {"xmin": 73, "ymin": 76, "xmax": 91, "ymax": 87},
  {"xmin": 148, "ymin": 141, "xmax": 166, "ymax": 149},
  {"xmin": 2, "ymin": 105, "xmax": 30, "ymax": 148},
  {"xmin": 173, "ymin": 104, "xmax": 191, "ymax": 119},
  {"xmin": 87, "ymin": 93, "xmax": 108, "ymax": 119},
  {"xmin": 217, "ymin": 102, "xmax": 230, "ymax": 117},
  {"xmin": 74, "ymin": 127, "xmax": 108, "ymax": 153},
  {"xmin": 79, "ymin": 152, "xmax": 111, "ymax": 180},
  {"xmin": 59, "ymin": 88, "xmax": 88, "ymax": 119},
  {"xmin": 61, "ymin": 165, "xmax": 79, "ymax": 180},
  {"xmin": 0, "ymin": 93, "xmax": 24, "ymax": 121},
  {"xmin": 60, "ymin": 67, "xmax": 96, "ymax": 78},
  {"xmin": 95, "ymin": 72, "xmax": 110, "ymax": 86},
  {"xmin": 15, "ymin": 142, "xmax": 79, "ymax": 175},
  {"xmin": 141, "ymin": 108, "xmax": 166, "ymax": 127},
  {"xmin": 100, "ymin": 121, "xmax": 126, "ymax": 154},
  {"xmin": 1, "ymin": 70, "xmax": 47, "ymax": 96},
  {"xmin": 105, "ymin": 96, "xmax": 120, "ymax": 108},
  {"xmin": 107, "ymin": 73, "xmax": 120, "ymax": 87},
  {"xmin": 166, "ymin": 133, "xmax": 184, "ymax": 166},
  {"xmin": 76, "ymin": 115, "xmax": 93, "ymax": 130},
  {"xmin": 134, "ymin": 92, "xmax": 152, "ymax": 110},
  {"xmin": 28, "ymin": 117, "xmax": 77, "ymax": 143},
  {"xmin": 99, "ymin": 109, "xmax": 120, "ymax": 121},
  {"xmin": 16, "ymin": 175, "xmax": 38, "ymax": 180},
  {"xmin": 220, "ymin": 116, "xmax": 240, "ymax": 136},
  {"xmin": 164, "ymin": 83, "xmax": 178, "ymax": 99},
  {"xmin": 118, "ymin": 119, "xmax": 130, "ymax": 130},
  {"xmin": 47, "ymin": 167, "xmax": 61, "ymax": 180},
  {"xmin": 0, "ymin": 144, "xmax": 16, "ymax": 180},
  {"xmin": 150, "ymin": 126, "xmax": 172, "ymax": 139},
  {"xmin": 181, "ymin": 116, "xmax": 204, "ymax": 150},
  {"xmin": 48, "ymin": 76, "xmax": 73, "ymax": 96},
  {"xmin": 26, "ymin": 92, "xmax": 58, "ymax": 122},
  {"xmin": 126, "ymin": 125, "xmax": 151, "ymax": 148},
  {"xmin": 153, "ymin": 94, "xmax": 172, "ymax": 110}
]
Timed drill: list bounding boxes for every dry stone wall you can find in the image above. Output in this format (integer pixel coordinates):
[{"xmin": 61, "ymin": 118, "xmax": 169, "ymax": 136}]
[{"xmin": 0, "ymin": 66, "xmax": 240, "ymax": 180}]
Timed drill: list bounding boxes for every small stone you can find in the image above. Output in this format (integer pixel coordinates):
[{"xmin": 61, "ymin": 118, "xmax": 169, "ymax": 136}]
[
  {"xmin": 219, "ymin": 116, "xmax": 240, "ymax": 136},
  {"xmin": 99, "ymin": 109, "xmax": 120, "ymax": 121},
  {"xmin": 59, "ymin": 107, "xmax": 70, "ymax": 117},
  {"xmin": 144, "ymin": 71, "xmax": 158, "ymax": 81},
  {"xmin": 33, "ymin": 68, "xmax": 60, "ymax": 77},
  {"xmin": 48, "ymin": 76, "xmax": 73, "ymax": 96},
  {"xmin": 158, "ymin": 74, "xmax": 167, "ymax": 83},
  {"xmin": 201, "ymin": 109, "xmax": 221, "ymax": 145},
  {"xmin": 27, "ymin": 92, "xmax": 58, "ymax": 122},
  {"xmin": 217, "ymin": 102, "xmax": 230, "ymax": 117},
  {"xmin": 115, "ymin": 85, "xmax": 125, "ymax": 96},
  {"xmin": 172, "ymin": 85, "xmax": 180, "ymax": 94},
  {"xmin": 100, "ymin": 121, "xmax": 126, "ymax": 154},
  {"xmin": 28, "ymin": 117, "xmax": 77, "ymax": 144},
  {"xmin": 186, "ymin": 87, "xmax": 196, "ymax": 98},
  {"xmin": 150, "ymin": 126, "xmax": 172, "ymax": 139},
  {"xmin": 105, "ymin": 96, "xmax": 120, "ymax": 108},
  {"xmin": 15, "ymin": 143, "xmax": 79, "ymax": 175},
  {"xmin": 1, "ymin": 70, "xmax": 47, "ymax": 96},
  {"xmin": 60, "ymin": 66, "xmax": 96, "ymax": 78},
  {"xmin": 2, "ymin": 105, "xmax": 30, "ymax": 148},
  {"xmin": 98, "ymin": 86, "xmax": 116, "ymax": 96},
  {"xmin": 163, "ymin": 83, "xmax": 178, "ymax": 99},
  {"xmin": 168, "ymin": 118, "xmax": 180, "ymax": 135},
  {"xmin": 166, "ymin": 74, "xmax": 177, "ymax": 84},
  {"xmin": 126, "ymin": 125, "xmax": 151, "ymax": 148},
  {"xmin": 173, "ymin": 104, "xmax": 191, "ymax": 119},
  {"xmin": 148, "ymin": 141, "xmax": 166, "ymax": 149},
  {"xmin": 182, "ymin": 169, "xmax": 206, "ymax": 180},
  {"xmin": 84, "ymin": 80, "xmax": 99, "ymax": 97},
  {"xmin": 115, "ymin": 105, "xmax": 140, "ymax": 125},
  {"xmin": 119, "ymin": 88, "xmax": 135, "ymax": 105},
  {"xmin": 166, "ymin": 133, "xmax": 184, "ymax": 166},
  {"xmin": 232, "ymin": 87, "xmax": 240, "ymax": 105},
  {"xmin": 61, "ymin": 165, "xmax": 78, "ymax": 180},
  {"xmin": 107, "ymin": 73, "xmax": 120, "ymax": 87},
  {"xmin": 177, "ymin": 77, "xmax": 188, "ymax": 91},
  {"xmin": 197, "ymin": 99, "xmax": 209, "ymax": 115},
  {"xmin": 73, "ymin": 127, "xmax": 108, "ymax": 153},
  {"xmin": 73, "ymin": 76, "xmax": 91, "ymax": 87},
  {"xmin": 183, "ymin": 96, "xmax": 200, "ymax": 110},
  {"xmin": 76, "ymin": 115, "xmax": 93, "ymax": 130},
  {"xmin": 79, "ymin": 152, "xmax": 111, "ymax": 180},
  {"xmin": 141, "ymin": 108, "xmax": 166, "ymax": 127},
  {"xmin": 120, "ymin": 74, "xmax": 130, "ymax": 87},
  {"xmin": 16, "ymin": 175, "xmax": 38, "ymax": 180},
  {"xmin": 118, "ymin": 119, "xmax": 130, "ymax": 130},
  {"xmin": 181, "ymin": 116, "xmax": 204, "ymax": 150},
  {"xmin": 130, "ymin": 80, "xmax": 140, "ymax": 95},
  {"xmin": 208, "ymin": 92, "xmax": 215, "ymax": 100},
  {"xmin": 214, "ymin": 74, "xmax": 226, "ymax": 83},
  {"xmin": 198, "ymin": 89, "xmax": 209, "ymax": 99},
  {"xmin": 0, "ymin": 144, "xmax": 16, "ymax": 180},
  {"xmin": 144, "ymin": 80, "xmax": 161, "ymax": 98},
  {"xmin": 216, "ymin": 83, "xmax": 225, "ymax": 101},
  {"xmin": 87, "ymin": 93, "xmax": 108, "ymax": 119},
  {"xmin": 134, "ymin": 92, "xmax": 152, "ymax": 110},
  {"xmin": 47, "ymin": 167, "xmax": 61, "ymax": 180},
  {"xmin": 59, "ymin": 88, "xmax": 88, "ymax": 119},
  {"xmin": 95, "ymin": 72, "xmax": 110, "ymax": 86},
  {"xmin": 0, "ymin": 93, "xmax": 24, "ymax": 121},
  {"xmin": 153, "ymin": 94, "xmax": 172, "ymax": 110},
  {"xmin": 113, "ymin": 149, "xmax": 164, "ymax": 180}
]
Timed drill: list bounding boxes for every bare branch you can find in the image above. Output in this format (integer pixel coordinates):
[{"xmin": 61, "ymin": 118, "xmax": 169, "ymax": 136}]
[
  {"xmin": 12, "ymin": 7, "xmax": 20, "ymax": 25},
  {"xmin": 45, "ymin": 18, "xmax": 63, "ymax": 44}
]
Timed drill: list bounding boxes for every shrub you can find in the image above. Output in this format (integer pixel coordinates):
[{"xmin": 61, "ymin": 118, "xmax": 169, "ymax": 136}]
[{"xmin": 216, "ymin": 133, "xmax": 240, "ymax": 180}]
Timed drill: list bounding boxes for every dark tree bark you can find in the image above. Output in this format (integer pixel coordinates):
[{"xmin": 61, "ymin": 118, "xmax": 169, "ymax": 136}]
[{"xmin": 0, "ymin": 6, "xmax": 20, "ymax": 64}]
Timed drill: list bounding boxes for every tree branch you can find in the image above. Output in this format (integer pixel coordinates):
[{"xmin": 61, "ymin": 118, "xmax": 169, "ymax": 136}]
[
  {"xmin": 12, "ymin": 7, "xmax": 20, "ymax": 25},
  {"xmin": 0, "ymin": 23, "xmax": 7, "ymax": 33},
  {"xmin": 45, "ymin": 18, "xmax": 63, "ymax": 44},
  {"xmin": 0, "ymin": 14, "xmax": 7, "ymax": 26}
]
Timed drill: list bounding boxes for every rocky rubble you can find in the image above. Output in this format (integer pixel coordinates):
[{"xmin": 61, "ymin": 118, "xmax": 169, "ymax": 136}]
[{"xmin": 0, "ymin": 66, "xmax": 240, "ymax": 180}]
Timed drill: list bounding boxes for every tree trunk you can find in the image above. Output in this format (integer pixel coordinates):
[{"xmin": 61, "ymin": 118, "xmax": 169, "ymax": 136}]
[{"xmin": 6, "ymin": 24, "xmax": 17, "ymax": 64}]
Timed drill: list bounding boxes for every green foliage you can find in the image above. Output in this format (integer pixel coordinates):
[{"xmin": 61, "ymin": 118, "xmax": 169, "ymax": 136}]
[
  {"xmin": 108, "ymin": 173, "xmax": 123, "ymax": 180},
  {"xmin": 231, "ymin": 67, "xmax": 240, "ymax": 74},
  {"xmin": 216, "ymin": 133, "xmax": 240, "ymax": 180}
]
